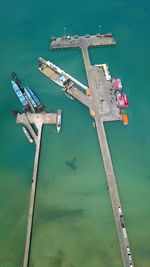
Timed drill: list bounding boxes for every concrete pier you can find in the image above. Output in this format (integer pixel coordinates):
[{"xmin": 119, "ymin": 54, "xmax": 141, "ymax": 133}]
[
  {"xmin": 47, "ymin": 34, "xmax": 134, "ymax": 266},
  {"xmin": 50, "ymin": 34, "xmax": 116, "ymax": 50},
  {"xmin": 67, "ymin": 86, "xmax": 93, "ymax": 108},
  {"xmin": 17, "ymin": 112, "xmax": 57, "ymax": 127},
  {"xmin": 16, "ymin": 111, "xmax": 57, "ymax": 267},
  {"xmin": 17, "ymin": 113, "xmax": 37, "ymax": 142},
  {"xmin": 23, "ymin": 124, "xmax": 42, "ymax": 267}
]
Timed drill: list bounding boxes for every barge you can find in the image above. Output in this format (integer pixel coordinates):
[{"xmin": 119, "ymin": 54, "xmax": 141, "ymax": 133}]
[{"xmin": 38, "ymin": 57, "xmax": 88, "ymax": 91}]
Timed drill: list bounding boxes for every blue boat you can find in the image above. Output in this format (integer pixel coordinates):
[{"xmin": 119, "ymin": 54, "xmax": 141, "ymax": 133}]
[
  {"xmin": 24, "ymin": 87, "xmax": 38, "ymax": 108},
  {"xmin": 11, "ymin": 81, "xmax": 28, "ymax": 107},
  {"xmin": 25, "ymin": 87, "xmax": 41, "ymax": 106}
]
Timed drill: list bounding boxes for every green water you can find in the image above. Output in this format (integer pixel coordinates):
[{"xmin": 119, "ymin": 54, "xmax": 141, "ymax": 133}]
[{"xmin": 0, "ymin": 0, "xmax": 150, "ymax": 266}]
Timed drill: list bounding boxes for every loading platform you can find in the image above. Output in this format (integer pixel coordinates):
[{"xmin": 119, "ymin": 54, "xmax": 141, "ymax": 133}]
[
  {"xmin": 37, "ymin": 33, "xmax": 133, "ymax": 267},
  {"xmin": 51, "ymin": 34, "xmax": 116, "ymax": 50}
]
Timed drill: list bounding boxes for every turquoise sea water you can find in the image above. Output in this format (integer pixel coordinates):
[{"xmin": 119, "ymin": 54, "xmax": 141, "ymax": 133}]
[{"xmin": 0, "ymin": 0, "xmax": 150, "ymax": 266}]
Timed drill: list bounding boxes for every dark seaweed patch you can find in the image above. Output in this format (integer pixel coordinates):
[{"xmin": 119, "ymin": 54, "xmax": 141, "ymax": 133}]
[
  {"xmin": 48, "ymin": 250, "xmax": 76, "ymax": 267},
  {"xmin": 51, "ymin": 249, "xmax": 64, "ymax": 266},
  {"xmin": 46, "ymin": 208, "xmax": 83, "ymax": 222}
]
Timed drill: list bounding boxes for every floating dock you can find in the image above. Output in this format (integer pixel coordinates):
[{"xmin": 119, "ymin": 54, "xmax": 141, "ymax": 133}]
[
  {"xmin": 16, "ymin": 111, "xmax": 58, "ymax": 267},
  {"xmin": 38, "ymin": 33, "xmax": 133, "ymax": 267}
]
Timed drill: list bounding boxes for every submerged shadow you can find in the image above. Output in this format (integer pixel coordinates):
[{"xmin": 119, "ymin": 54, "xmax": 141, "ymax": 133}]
[
  {"xmin": 46, "ymin": 208, "xmax": 83, "ymax": 222},
  {"xmin": 65, "ymin": 157, "xmax": 77, "ymax": 170}
]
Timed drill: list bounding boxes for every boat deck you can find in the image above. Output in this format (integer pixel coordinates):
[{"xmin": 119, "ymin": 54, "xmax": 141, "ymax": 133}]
[{"xmin": 39, "ymin": 64, "xmax": 60, "ymax": 80}]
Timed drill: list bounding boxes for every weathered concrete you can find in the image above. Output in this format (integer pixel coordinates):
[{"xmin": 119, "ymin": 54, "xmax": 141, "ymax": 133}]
[
  {"xmin": 81, "ymin": 47, "xmax": 121, "ymax": 120},
  {"xmin": 48, "ymin": 34, "xmax": 134, "ymax": 267},
  {"xmin": 17, "ymin": 112, "xmax": 57, "ymax": 130},
  {"xmin": 23, "ymin": 124, "xmax": 42, "ymax": 267},
  {"xmin": 67, "ymin": 86, "xmax": 93, "ymax": 109},
  {"xmin": 81, "ymin": 47, "xmax": 133, "ymax": 267},
  {"xmin": 51, "ymin": 34, "xmax": 116, "ymax": 50},
  {"xmin": 16, "ymin": 111, "xmax": 57, "ymax": 267},
  {"xmin": 16, "ymin": 113, "xmax": 37, "ymax": 142}
]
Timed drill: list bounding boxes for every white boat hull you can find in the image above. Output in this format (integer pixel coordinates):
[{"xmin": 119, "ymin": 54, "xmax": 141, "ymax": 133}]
[{"xmin": 56, "ymin": 109, "xmax": 62, "ymax": 133}]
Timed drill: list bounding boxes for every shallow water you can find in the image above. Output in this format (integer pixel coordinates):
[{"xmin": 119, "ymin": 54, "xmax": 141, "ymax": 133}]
[{"xmin": 0, "ymin": 0, "xmax": 150, "ymax": 266}]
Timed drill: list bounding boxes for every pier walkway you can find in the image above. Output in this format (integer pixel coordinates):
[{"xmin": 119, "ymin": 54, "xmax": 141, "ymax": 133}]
[
  {"xmin": 23, "ymin": 124, "xmax": 42, "ymax": 267},
  {"xmin": 66, "ymin": 86, "xmax": 93, "ymax": 109},
  {"xmin": 16, "ymin": 111, "xmax": 57, "ymax": 267},
  {"xmin": 51, "ymin": 34, "xmax": 116, "ymax": 50},
  {"xmin": 81, "ymin": 47, "xmax": 121, "ymax": 121},
  {"xmin": 49, "ymin": 34, "xmax": 134, "ymax": 267}
]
